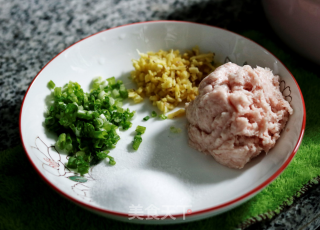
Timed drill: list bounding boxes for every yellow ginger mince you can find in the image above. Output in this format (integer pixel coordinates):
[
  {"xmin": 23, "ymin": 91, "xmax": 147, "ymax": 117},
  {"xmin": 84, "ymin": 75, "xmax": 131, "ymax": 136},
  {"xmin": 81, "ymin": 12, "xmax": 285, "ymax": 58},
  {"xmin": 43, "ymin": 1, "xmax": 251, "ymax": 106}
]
[{"xmin": 129, "ymin": 47, "xmax": 216, "ymax": 115}]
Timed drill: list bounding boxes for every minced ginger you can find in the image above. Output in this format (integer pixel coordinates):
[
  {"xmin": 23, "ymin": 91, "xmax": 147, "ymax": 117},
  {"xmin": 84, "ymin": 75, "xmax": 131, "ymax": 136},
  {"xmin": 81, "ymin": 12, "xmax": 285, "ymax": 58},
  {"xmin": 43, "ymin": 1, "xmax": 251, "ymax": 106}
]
[{"xmin": 128, "ymin": 46, "xmax": 216, "ymax": 115}]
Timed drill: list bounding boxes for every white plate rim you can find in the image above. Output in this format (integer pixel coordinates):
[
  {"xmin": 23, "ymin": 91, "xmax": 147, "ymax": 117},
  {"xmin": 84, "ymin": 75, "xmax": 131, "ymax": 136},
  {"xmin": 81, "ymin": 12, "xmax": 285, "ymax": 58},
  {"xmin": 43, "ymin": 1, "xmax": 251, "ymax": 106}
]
[{"xmin": 19, "ymin": 20, "xmax": 306, "ymax": 220}]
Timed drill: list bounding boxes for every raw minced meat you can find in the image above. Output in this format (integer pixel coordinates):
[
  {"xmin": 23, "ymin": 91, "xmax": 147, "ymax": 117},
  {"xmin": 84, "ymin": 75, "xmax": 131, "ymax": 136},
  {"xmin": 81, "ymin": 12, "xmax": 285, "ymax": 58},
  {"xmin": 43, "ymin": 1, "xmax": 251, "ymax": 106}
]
[{"xmin": 185, "ymin": 62, "xmax": 293, "ymax": 169}]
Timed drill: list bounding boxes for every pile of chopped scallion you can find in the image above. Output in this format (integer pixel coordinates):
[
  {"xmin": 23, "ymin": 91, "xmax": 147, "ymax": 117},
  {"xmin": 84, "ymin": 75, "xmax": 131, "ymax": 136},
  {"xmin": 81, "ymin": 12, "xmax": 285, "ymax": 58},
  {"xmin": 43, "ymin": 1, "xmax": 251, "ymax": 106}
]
[{"xmin": 45, "ymin": 77, "xmax": 136, "ymax": 175}]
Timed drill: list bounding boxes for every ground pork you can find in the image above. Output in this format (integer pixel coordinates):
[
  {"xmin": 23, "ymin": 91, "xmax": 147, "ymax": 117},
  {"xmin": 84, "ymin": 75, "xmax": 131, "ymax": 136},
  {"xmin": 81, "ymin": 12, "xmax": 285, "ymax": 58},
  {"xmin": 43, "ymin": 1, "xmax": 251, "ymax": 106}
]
[{"xmin": 186, "ymin": 62, "xmax": 293, "ymax": 169}]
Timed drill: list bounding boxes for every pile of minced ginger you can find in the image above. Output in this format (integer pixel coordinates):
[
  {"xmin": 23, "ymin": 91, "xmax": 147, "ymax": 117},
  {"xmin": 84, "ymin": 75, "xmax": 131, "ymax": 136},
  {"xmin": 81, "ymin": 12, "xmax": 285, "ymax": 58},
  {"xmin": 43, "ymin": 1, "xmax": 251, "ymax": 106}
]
[{"xmin": 128, "ymin": 46, "xmax": 216, "ymax": 118}]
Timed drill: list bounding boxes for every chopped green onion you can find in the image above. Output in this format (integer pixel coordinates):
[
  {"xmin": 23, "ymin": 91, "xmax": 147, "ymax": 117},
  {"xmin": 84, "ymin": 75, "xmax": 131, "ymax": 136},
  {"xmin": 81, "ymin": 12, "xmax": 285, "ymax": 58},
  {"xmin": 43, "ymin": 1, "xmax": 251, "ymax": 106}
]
[
  {"xmin": 170, "ymin": 126, "xmax": 182, "ymax": 133},
  {"xmin": 45, "ymin": 77, "xmax": 135, "ymax": 175},
  {"xmin": 151, "ymin": 111, "xmax": 157, "ymax": 117},
  {"xmin": 112, "ymin": 89, "xmax": 120, "ymax": 98},
  {"xmin": 77, "ymin": 110, "xmax": 93, "ymax": 120},
  {"xmin": 56, "ymin": 133, "xmax": 73, "ymax": 152},
  {"xmin": 132, "ymin": 134, "xmax": 142, "ymax": 150},
  {"xmin": 56, "ymin": 133, "xmax": 66, "ymax": 149},
  {"xmin": 108, "ymin": 156, "xmax": 116, "ymax": 165},
  {"xmin": 54, "ymin": 87, "xmax": 62, "ymax": 97},
  {"xmin": 92, "ymin": 76, "xmax": 104, "ymax": 90},
  {"xmin": 67, "ymin": 155, "xmax": 90, "ymax": 175},
  {"xmin": 67, "ymin": 156, "xmax": 77, "ymax": 169},
  {"xmin": 76, "ymin": 151, "xmax": 85, "ymax": 157},
  {"xmin": 132, "ymin": 125, "xmax": 146, "ymax": 150},
  {"xmin": 98, "ymin": 90, "xmax": 108, "ymax": 100},
  {"xmin": 135, "ymin": 125, "xmax": 146, "ymax": 135},
  {"xmin": 143, "ymin": 116, "xmax": 150, "ymax": 121},
  {"xmin": 107, "ymin": 96, "xmax": 115, "ymax": 106},
  {"xmin": 159, "ymin": 114, "xmax": 167, "ymax": 120},
  {"xmin": 107, "ymin": 77, "xmax": 116, "ymax": 86},
  {"xmin": 121, "ymin": 120, "xmax": 132, "ymax": 130},
  {"xmin": 119, "ymin": 84, "xmax": 128, "ymax": 98},
  {"xmin": 48, "ymin": 80, "xmax": 55, "ymax": 89},
  {"xmin": 97, "ymin": 150, "xmax": 110, "ymax": 160}
]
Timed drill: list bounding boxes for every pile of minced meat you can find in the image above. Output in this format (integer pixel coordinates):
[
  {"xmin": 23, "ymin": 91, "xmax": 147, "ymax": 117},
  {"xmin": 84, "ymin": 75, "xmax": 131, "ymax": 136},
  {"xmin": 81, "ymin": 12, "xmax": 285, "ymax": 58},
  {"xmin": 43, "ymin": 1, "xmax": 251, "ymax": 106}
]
[{"xmin": 186, "ymin": 62, "xmax": 293, "ymax": 169}]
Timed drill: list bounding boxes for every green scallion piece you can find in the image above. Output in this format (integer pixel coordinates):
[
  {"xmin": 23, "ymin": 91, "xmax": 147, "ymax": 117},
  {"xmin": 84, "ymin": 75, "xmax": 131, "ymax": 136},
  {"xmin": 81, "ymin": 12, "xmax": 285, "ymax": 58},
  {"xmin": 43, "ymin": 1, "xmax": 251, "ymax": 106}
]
[
  {"xmin": 97, "ymin": 150, "xmax": 110, "ymax": 160},
  {"xmin": 48, "ymin": 80, "xmax": 55, "ymax": 89},
  {"xmin": 135, "ymin": 125, "xmax": 146, "ymax": 135},
  {"xmin": 132, "ymin": 125, "xmax": 146, "ymax": 150},
  {"xmin": 119, "ymin": 84, "xmax": 128, "ymax": 99},
  {"xmin": 143, "ymin": 116, "xmax": 150, "ymax": 121},
  {"xmin": 159, "ymin": 114, "xmax": 167, "ymax": 120},
  {"xmin": 107, "ymin": 77, "xmax": 116, "ymax": 86},
  {"xmin": 108, "ymin": 156, "xmax": 116, "ymax": 165},
  {"xmin": 151, "ymin": 111, "xmax": 157, "ymax": 117},
  {"xmin": 112, "ymin": 89, "xmax": 120, "ymax": 98},
  {"xmin": 54, "ymin": 87, "xmax": 62, "ymax": 97},
  {"xmin": 170, "ymin": 126, "xmax": 182, "ymax": 133},
  {"xmin": 132, "ymin": 134, "xmax": 142, "ymax": 150}
]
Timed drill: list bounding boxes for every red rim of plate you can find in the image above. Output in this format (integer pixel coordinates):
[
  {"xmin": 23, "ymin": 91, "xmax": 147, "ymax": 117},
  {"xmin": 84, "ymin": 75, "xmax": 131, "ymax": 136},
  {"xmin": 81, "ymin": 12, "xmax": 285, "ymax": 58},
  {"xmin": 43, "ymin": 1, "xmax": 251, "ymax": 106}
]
[{"xmin": 19, "ymin": 20, "xmax": 306, "ymax": 220}]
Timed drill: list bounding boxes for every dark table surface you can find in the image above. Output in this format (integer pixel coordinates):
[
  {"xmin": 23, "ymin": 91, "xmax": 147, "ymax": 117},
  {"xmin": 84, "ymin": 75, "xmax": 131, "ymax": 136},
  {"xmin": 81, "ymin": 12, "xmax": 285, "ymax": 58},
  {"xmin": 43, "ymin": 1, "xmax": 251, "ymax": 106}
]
[{"xmin": 1, "ymin": 0, "xmax": 320, "ymax": 229}]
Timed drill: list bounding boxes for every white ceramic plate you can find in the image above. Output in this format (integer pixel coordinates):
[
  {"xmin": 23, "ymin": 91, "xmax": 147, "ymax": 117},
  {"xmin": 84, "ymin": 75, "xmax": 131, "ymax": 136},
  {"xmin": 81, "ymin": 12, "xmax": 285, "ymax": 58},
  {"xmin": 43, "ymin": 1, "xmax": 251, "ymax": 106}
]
[{"xmin": 20, "ymin": 21, "xmax": 305, "ymax": 224}]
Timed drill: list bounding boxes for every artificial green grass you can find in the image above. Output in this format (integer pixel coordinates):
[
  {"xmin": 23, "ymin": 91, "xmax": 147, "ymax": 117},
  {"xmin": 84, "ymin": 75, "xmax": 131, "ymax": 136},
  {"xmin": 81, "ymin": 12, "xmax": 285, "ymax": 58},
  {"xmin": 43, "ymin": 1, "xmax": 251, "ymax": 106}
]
[{"xmin": 1, "ymin": 30, "xmax": 320, "ymax": 230}]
